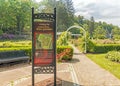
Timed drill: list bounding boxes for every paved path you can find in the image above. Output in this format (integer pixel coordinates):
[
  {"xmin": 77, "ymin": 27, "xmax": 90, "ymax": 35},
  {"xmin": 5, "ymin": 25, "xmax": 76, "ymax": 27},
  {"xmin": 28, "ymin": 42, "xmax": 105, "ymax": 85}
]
[
  {"xmin": 0, "ymin": 45, "xmax": 120, "ymax": 86},
  {"xmin": 0, "ymin": 63, "xmax": 75, "ymax": 86},
  {"xmin": 71, "ymin": 45, "xmax": 120, "ymax": 86}
]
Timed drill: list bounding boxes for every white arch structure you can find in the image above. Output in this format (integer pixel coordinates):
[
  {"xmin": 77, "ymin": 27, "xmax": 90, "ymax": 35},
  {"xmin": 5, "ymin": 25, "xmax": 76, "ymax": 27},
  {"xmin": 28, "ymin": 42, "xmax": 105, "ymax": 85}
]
[{"xmin": 66, "ymin": 26, "xmax": 87, "ymax": 53}]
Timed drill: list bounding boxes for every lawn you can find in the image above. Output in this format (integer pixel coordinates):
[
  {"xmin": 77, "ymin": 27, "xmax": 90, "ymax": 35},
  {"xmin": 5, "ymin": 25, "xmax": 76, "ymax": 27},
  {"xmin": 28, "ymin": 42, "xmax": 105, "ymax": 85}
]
[{"xmin": 86, "ymin": 53, "xmax": 120, "ymax": 79}]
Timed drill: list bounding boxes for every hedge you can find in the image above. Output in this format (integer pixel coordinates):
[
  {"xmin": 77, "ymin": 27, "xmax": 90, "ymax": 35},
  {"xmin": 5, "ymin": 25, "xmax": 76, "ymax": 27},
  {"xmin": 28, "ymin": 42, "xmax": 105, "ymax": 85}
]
[
  {"xmin": 105, "ymin": 51, "xmax": 120, "ymax": 63},
  {"xmin": 57, "ymin": 46, "xmax": 73, "ymax": 61},
  {"xmin": 82, "ymin": 40, "xmax": 120, "ymax": 53},
  {"xmin": 0, "ymin": 46, "xmax": 74, "ymax": 62},
  {"xmin": 0, "ymin": 47, "xmax": 31, "ymax": 59},
  {"xmin": 93, "ymin": 44, "xmax": 120, "ymax": 53}
]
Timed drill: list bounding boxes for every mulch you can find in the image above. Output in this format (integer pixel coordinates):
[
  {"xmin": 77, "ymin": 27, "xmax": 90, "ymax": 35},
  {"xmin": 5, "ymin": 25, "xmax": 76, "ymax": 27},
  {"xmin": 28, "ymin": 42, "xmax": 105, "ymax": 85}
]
[{"xmin": 30, "ymin": 77, "xmax": 62, "ymax": 86}]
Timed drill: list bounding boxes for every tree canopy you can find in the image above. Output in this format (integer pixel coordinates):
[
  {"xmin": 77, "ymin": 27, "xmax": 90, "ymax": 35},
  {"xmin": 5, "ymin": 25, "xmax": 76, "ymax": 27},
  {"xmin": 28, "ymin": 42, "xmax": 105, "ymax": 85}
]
[{"xmin": 0, "ymin": 0, "xmax": 120, "ymax": 40}]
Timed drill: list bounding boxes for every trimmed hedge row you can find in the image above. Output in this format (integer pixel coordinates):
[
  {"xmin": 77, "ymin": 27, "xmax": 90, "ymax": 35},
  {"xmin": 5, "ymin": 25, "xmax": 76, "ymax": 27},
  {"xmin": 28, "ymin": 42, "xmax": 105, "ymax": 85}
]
[
  {"xmin": 0, "ymin": 46, "xmax": 74, "ymax": 62},
  {"xmin": 83, "ymin": 40, "xmax": 120, "ymax": 53},
  {"xmin": 0, "ymin": 47, "xmax": 31, "ymax": 59},
  {"xmin": 57, "ymin": 46, "xmax": 73, "ymax": 61},
  {"xmin": 105, "ymin": 51, "xmax": 120, "ymax": 63},
  {"xmin": 93, "ymin": 44, "xmax": 120, "ymax": 53},
  {"xmin": 0, "ymin": 41, "xmax": 31, "ymax": 47}
]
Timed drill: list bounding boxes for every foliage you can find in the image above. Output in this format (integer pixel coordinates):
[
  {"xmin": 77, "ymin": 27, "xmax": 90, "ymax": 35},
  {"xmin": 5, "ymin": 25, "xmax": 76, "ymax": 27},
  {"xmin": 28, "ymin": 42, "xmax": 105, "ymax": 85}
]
[
  {"xmin": 0, "ymin": 41, "xmax": 31, "ymax": 47},
  {"xmin": 77, "ymin": 34, "xmax": 95, "ymax": 53},
  {"xmin": 75, "ymin": 15, "xmax": 120, "ymax": 40},
  {"xmin": 57, "ymin": 32, "xmax": 68, "ymax": 46},
  {"xmin": 0, "ymin": 29, "xmax": 3, "ymax": 35},
  {"xmin": 86, "ymin": 53, "xmax": 120, "ymax": 79},
  {"xmin": 105, "ymin": 51, "xmax": 120, "ymax": 63},
  {"xmin": 94, "ymin": 44, "xmax": 120, "ymax": 53},
  {"xmin": 112, "ymin": 27, "xmax": 120, "ymax": 39},
  {"xmin": 39, "ymin": 0, "xmax": 75, "ymax": 32},
  {"xmin": 93, "ymin": 26, "xmax": 106, "ymax": 39},
  {"xmin": 0, "ymin": 41, "xmax": 31, "ymax": 58},
  {"xmin": 74, "ymin": 37, "xmax": 120, "ymax": 53},
  {"xmin": 89, "ymin": 16, "xmax": 95, "ymax": 39},
  {"xmin": 86, "ymin": 39, "xmax": 95, "ymax": 52},
  {"xmin": 57, "ymin": 46, "xmax": 73, "ymax": 61},
  {"xmin": 92, "ymin": 39, "xmax": 117, "ymax": 44},
  {"xmin": 0, "ymin": 0, "xmax": 36, "ymax": 35},
  {"xmin": 0, "ymin": 47, "xmax": 31, "ymax": 61}
]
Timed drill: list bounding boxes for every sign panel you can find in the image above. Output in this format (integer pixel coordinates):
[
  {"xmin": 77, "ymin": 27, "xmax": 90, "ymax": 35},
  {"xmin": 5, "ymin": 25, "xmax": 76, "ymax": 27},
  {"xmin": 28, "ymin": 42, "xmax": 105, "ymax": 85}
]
[
  {"xmin": 32, "ymin": 8, "xmax": 56, "ymax": 86},
  {"xmin": 34, "ymin": 22, "xmax": 53, "ymax": 31},
  {"xmin": 34, "ymin": 22, "xmax": 54, "ymax": 66}
]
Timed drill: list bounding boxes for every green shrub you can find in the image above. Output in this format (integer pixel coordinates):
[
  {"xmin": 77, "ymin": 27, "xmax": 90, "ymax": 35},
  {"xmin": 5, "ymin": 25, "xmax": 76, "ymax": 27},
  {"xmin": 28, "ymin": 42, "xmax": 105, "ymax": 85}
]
[
  {"xmin": 0, "ymin": 47, "xmax": 32, "ymax": 59},
  {"xmin": 57, "ymin": 46, "xmax": 73, "ymax": 61},
  {"xmin": 76, "ymin": 38, "xmax": 120, "ymax": 53},
  {"xmin": 57, "ymin": 32, "xmax": 69, "ymax": 46},
  {"xmin": 94, "ymin": 44, "xmax": 120, "ymax": 53},
  {"xmin": 86, "ymin": 39, "xmax": 95, "ymax": 52},
  {"xmin": 0, "ymin": 30, "xmax": 3, "ymax": 35},
  {"xmin": 80, "ymin": 38, "xmax": 95, "ymax": 53},
  {"xmin": 105, "ymin": 51, "xmax": 120, "ymax": 63},
  {"xmin": 0, "ymin": 41, "xmax": 31, "ymax": 48},
  {"xmin": 0, "ymin": 41, "xmax": 32, "ymax": 61}
]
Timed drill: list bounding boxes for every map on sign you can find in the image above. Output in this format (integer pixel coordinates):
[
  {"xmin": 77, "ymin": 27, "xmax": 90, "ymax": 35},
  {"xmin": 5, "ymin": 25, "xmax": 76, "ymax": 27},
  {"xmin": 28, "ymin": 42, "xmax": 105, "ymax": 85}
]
[{"xmin": 36, "ymin": 33, "xmax": 53, "ymax": 49}]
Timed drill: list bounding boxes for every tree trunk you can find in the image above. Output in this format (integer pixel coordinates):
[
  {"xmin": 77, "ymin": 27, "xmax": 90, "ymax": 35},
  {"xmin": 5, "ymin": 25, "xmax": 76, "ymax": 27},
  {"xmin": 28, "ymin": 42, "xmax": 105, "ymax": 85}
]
[{"xmin": 16, "ymin": 15, "xmax": 21, "ymax": 35}]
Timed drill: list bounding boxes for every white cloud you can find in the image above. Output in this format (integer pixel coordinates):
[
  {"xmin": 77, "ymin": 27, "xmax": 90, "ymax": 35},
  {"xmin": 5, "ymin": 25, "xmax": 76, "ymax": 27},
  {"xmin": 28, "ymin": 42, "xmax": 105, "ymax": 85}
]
[
  {"xmin": 35, "ymin": 0, "xmax": 120, "ymax": 27},
  {"xmin": 35, "ymin": 0, "xmax": 43, "ymax": 2},
  {"xmin": 73, "ymin": 0, "xmax": 120, "ymax": 26}
]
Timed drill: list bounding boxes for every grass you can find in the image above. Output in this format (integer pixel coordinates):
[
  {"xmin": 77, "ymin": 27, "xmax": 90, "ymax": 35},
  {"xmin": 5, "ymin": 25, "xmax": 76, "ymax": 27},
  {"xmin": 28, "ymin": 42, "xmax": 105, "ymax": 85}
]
[{"xmin": 86, "ymin": 53, "xmax": 120, "ymax": 79}]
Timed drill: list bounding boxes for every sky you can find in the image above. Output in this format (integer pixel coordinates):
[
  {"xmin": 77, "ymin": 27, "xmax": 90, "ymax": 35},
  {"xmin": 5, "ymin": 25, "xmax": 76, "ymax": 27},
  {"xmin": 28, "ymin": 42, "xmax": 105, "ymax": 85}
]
[{"xmin": 36, "ymin": 0, "xmax": 120, "ymax": 27}]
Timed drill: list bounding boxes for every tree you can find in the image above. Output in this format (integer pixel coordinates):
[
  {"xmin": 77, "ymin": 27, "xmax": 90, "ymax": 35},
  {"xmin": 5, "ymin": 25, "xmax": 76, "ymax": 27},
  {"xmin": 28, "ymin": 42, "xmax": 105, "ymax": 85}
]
[
  {"xmin": 112, "ymin": 26, "xmax": 120, "ymax": 39},
  {"xmin": 89, "ymin": 16, "xmax": 94, "ymax": 39},
  {"xmin": 9, "ymin": 0, "xmax": 32, "ymax": 35},
  {"xmin": 78, "ymin": 15, "xmax": 84, "ymax": 26},
  {"xmin": 0, "ymin": 0, "xmax": 32, "ymax": 35},
  {"xmin": 94, "ymin": 26, "xmax": 106, "ymax": 39},
  {"xmin": 39, "ymin": 0, "xmax": 75, "ymax": 32},
  {"xmin": 63, "ymin": 0, "xmax": 75, "ymax": 15},
  {"xmin": 102, "ymin": 22, "xmax": 113, "ymax": 39}
]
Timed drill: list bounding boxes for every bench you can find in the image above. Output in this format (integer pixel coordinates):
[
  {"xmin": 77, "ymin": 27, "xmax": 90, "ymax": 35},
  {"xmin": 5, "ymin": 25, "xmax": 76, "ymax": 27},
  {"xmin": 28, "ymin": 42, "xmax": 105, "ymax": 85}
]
[{"xmin": 0, "ymin": 50, "xmax": 29, "ymax": 64}]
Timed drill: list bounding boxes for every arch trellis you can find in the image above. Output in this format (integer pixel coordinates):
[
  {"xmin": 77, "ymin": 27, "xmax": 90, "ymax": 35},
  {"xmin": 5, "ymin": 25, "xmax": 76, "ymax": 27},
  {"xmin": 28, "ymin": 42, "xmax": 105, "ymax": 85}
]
[{"xmin": 66, "ymin": 26, "xmax": 86, "ymax": 53}]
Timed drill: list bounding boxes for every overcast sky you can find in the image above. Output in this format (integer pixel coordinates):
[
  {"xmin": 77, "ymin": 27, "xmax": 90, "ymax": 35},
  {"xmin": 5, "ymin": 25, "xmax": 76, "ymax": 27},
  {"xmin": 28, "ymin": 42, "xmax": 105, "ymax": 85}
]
[
  {"xmin": 73, "ymin": 0, "xmax": 120, "ymax": 27},
  {"xmin": 36, "ymin": 0, "xmax": 120, "ymax": 27}
]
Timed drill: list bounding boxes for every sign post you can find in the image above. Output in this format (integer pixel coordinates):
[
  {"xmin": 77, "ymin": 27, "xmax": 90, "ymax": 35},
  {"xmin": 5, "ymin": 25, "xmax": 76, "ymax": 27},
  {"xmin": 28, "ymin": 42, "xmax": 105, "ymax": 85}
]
[{"xmin": 32, "ymin": 8, "xmax": 56, "ymax": 86}]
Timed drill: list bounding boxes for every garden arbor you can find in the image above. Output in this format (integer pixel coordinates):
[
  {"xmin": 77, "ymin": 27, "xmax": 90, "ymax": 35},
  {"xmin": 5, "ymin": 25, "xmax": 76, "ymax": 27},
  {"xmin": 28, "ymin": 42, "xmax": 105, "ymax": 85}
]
[{"xmin": 66, "ymin": 25, "xmax": 87, "ymax": 53}]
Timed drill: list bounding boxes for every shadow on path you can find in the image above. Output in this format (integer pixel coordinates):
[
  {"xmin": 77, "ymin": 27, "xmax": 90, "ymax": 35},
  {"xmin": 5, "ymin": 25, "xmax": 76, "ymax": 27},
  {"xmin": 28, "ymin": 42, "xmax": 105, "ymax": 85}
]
[
  {"xmin": 62, "ymin": 80, "xmax": 82, "ymax": 86},
  {"xmin": 73, "ymin": 53, "xmax": 83, "ymax": 55},
  {"xmin": 29, "ymin": 77, "xmax": 81, "ymax": 86},
  {"xmin": 69, "ymin": 58, "xmax": 80, "ymax": 63}
]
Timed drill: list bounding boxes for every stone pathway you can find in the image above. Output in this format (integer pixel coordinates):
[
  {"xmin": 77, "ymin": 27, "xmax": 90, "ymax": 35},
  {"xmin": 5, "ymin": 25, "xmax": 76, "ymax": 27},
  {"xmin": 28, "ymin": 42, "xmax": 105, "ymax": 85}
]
[{"xmin": 71, "ymin": 45, "xmax": 120, "ymax": 86}]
